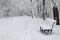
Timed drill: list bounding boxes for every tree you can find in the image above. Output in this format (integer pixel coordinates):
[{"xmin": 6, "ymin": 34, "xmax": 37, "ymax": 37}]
[{"xmin": 53, "ymin": 0, "xmax": 59, "ymax": 25}]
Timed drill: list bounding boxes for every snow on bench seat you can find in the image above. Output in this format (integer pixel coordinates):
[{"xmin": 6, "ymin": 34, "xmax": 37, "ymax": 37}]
[{"xmin": 40, "ymin": 18, "xmax": 56, "ymax": 30}]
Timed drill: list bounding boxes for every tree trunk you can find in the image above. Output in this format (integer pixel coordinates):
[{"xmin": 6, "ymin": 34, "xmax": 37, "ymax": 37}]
[
  {"xmin": 43, "ymin": 0, "xmax": 45, "ymax": 20},
  {"xmin": 53, "ymin": 6, "xmax": 59, "ymax": 25}
]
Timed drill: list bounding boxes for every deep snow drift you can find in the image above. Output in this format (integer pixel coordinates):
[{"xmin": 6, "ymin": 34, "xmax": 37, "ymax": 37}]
[{"xmin": 0, "ymin": 16, "xmax": 60, "ymax": 40}]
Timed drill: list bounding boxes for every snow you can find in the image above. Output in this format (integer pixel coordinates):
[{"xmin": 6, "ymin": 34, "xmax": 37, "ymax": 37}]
[
  {"xmin": 40, "ymin": 18, "xmax": 56, "ymax": 29},
  {"xmin": 0, "ymin": 16, "xmax": 60, "ymax": 40}
]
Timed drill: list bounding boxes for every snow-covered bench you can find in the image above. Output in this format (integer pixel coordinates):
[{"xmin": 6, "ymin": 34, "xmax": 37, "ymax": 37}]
[{"xmin": 40, "ymin": 18, "xmax": 56, "ymax": 34}]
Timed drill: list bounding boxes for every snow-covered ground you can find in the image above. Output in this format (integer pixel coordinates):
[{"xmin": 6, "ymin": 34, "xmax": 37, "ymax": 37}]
[{"xmin": 0, "ymin": 16, "xmax": 60, "ymax": 40}]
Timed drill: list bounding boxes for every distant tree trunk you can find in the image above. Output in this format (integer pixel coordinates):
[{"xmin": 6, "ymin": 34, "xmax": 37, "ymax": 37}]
[
  {"xmin": 31, "ymin": 0, "xmax": 32, "ymax": 2},
  {"xmin": 53, "ymin": 6, "xmax": 59, "ymax": 25},
  {"xmin": 30, "ymin": 0, "xmax": 33, "ymax": 18},
  {"xmin": 43, "ymin": 0, "xmax": 45, "ymax": 20}
]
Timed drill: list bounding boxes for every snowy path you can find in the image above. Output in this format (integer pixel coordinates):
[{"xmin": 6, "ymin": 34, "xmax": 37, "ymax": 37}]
[{"xmin": 0, "ymin": 16, "xmax": 60, "ymax": 40}]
